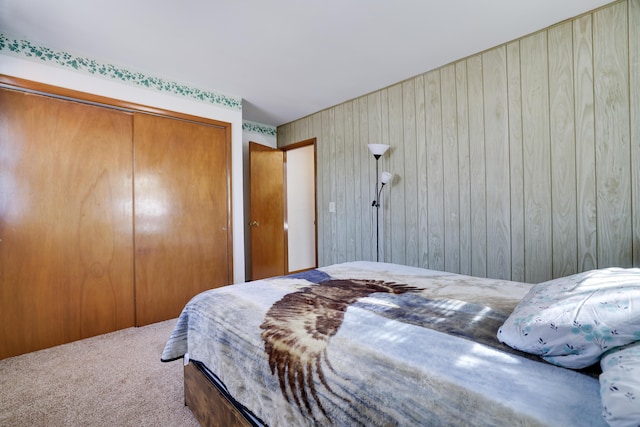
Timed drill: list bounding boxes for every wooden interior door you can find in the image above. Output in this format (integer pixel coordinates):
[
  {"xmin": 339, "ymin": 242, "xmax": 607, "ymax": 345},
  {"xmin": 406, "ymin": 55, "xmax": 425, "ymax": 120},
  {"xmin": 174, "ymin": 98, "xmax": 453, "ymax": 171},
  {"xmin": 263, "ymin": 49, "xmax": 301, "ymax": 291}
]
[
  {"xmin": 0, "ymin": 88, "xmax": 135, "ymax": 359},
  {"xmin": 133, "ymin": 113, "xmax": 231, "ymax": 326},
  {"xmin": 249, "ymin": 142, "xmax": 285, "ymax": 280}
]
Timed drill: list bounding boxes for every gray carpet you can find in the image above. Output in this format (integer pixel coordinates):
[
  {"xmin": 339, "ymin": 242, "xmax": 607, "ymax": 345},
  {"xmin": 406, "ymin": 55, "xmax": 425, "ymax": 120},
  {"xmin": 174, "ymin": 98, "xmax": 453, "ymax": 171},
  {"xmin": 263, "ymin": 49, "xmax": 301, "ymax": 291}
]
[{"xmin": 0, "ymin": 319, "xmax": 199, "ymax": 427}]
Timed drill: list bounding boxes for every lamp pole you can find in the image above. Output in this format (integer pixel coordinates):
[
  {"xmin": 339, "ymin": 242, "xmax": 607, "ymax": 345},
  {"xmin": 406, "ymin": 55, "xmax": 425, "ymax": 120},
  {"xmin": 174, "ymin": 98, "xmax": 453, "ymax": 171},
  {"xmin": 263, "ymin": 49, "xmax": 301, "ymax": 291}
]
[
  {"xmin": 368, "ymin": 143, "xmax": 390, "ymax": 263},
  {"xmin": 373, "ymin": 154, "xmax": 381, "ymax": 262}
]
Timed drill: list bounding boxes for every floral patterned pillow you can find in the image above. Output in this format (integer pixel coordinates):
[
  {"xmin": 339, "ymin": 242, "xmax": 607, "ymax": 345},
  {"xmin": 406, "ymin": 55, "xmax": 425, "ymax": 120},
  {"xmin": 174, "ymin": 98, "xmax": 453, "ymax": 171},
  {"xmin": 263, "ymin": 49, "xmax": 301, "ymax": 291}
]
[
  {"xmin": 600, "ymin": 342, "xmax": 640, "ymax": 426},
  {"xmin": 497, "ymin": 268, "xmax": 640, "ymax": 369}
]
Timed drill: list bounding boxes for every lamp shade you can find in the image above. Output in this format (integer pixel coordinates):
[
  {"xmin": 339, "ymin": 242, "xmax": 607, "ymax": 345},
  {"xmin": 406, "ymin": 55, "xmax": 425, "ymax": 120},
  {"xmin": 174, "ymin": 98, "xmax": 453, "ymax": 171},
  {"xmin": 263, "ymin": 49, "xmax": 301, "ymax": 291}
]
[
  {"xmin": 368, "ymin": 144, "xmax": 390, "ymax": 157},
  {"xmin": 380, "ymin": 171, "xmax": 393, "ymax": 185}
]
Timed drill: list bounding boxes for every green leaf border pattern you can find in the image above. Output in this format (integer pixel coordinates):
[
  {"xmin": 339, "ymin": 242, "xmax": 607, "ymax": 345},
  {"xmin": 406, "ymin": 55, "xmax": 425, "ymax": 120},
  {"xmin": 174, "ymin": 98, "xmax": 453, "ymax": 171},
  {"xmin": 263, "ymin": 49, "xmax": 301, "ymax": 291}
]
[
  {"xmin": 0, "ymin": 33, "xmax": 242, "ymax": 111},
  {"xmin": 242, "ymin": 121, "xmax": 277, "ymax": 137}
]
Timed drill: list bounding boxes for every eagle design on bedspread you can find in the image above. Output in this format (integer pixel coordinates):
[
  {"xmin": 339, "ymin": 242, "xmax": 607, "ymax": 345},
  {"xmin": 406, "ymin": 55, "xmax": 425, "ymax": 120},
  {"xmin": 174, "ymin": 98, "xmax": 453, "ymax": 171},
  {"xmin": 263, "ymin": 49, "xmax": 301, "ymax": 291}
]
[{"xmin": 260, "ymin": 279, "xmax": 418, "ymax": 422}]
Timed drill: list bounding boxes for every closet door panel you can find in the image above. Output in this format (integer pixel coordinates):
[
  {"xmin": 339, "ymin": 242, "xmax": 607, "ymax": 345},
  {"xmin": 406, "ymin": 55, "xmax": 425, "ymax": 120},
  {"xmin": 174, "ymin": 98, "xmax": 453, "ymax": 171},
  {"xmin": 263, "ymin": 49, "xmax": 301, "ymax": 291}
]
[
  {"xmin": 134, "ymin": 114, "xmax": 230, "ymax": 326},
  {"xmin": 0, "ymin": 88, "xmax": 135, "ymax": 359}
]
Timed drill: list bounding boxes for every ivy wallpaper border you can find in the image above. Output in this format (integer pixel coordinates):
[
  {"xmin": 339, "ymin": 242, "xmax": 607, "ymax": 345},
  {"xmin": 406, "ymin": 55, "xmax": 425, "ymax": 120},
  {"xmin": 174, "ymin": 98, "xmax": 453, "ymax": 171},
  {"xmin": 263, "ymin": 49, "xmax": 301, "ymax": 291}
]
[
  {"xmin": 242, "ymin": 121, "xmax": 277, "ymax": 136},
  {"xmin": 0, "ymin": 33, "xmax": 242, "ymax": 111}
]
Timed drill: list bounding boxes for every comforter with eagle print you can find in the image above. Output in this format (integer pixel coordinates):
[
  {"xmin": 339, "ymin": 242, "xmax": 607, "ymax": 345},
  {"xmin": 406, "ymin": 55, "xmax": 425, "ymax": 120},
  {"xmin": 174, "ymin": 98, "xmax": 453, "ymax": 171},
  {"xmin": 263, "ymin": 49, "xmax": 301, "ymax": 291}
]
[{"xmin": 162, "ymin": 261, "xmax": 606, "ymax": 427}]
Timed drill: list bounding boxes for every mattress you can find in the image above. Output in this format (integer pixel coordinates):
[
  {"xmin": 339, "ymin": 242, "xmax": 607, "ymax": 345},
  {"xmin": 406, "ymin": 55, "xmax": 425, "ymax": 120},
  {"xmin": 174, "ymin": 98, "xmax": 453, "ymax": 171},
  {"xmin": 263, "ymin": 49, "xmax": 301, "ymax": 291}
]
[{"xmin": 162, "ymin": 261, "xmax": 606, "ymax": 426}]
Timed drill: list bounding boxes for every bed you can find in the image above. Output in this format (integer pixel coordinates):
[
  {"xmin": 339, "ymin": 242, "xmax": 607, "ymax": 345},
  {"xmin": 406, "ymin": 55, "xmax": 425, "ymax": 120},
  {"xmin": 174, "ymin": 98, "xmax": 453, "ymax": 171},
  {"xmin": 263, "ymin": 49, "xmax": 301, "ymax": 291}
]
[{"xmin": 162, "ymin": 261, "xmax": 640, "ymax": 426}]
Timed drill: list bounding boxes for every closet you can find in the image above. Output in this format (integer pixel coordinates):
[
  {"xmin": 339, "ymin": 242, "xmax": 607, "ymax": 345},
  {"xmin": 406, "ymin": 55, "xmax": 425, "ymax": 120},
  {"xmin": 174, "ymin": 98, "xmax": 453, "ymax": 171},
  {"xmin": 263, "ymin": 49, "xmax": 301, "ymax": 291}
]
[
  {"xmin": 0, "ymin": 82, "xmax": 232, "ymax": 359},
  {"xmin": 133, "ymin": 113, "xmax": 230, "ymax": 326}
]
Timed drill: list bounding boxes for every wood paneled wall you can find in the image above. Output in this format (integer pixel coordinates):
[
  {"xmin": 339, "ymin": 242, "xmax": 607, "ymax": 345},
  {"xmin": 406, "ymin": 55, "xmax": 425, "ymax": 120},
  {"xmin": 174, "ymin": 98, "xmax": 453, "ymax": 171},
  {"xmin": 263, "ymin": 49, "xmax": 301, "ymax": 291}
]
[{"xmin": 277, "ymin": 0, "xmax": 639, "ymax": 283}]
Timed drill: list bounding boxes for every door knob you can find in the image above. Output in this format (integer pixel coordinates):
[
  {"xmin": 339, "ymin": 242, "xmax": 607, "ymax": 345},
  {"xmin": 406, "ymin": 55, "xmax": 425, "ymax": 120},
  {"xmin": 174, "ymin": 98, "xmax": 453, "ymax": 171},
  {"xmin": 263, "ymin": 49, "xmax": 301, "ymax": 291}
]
[{"xmin": 249, "ymin": 221, "xmax": 259, "ymax": 227}]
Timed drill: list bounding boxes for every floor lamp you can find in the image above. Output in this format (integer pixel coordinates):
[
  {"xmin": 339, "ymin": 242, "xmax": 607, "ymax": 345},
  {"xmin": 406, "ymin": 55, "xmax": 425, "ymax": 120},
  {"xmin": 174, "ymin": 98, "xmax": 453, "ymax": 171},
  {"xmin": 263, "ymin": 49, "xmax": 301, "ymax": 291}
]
[{"xmin": 368, "ymin": 144, "xmax": 391, "ymax": 262}]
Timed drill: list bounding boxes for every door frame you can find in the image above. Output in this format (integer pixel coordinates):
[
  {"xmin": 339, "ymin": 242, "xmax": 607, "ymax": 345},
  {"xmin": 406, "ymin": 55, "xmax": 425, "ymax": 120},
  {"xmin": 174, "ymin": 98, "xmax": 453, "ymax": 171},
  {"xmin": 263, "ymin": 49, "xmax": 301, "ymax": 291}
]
[
  {"xmin": 282, "ymin": 137, "xmax": 318, "ymax": 274},
  {"xmin": 247, "ymin": 137, "xmax": 317, "ymax": 279}
]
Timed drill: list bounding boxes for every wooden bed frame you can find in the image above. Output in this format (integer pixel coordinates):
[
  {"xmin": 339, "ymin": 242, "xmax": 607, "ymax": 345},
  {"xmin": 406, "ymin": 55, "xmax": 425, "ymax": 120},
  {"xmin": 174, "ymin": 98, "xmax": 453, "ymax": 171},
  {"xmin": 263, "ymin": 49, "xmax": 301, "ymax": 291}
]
[{"xmin": 184, "ymin": 362, "xmax": 253, "ymax": 427}]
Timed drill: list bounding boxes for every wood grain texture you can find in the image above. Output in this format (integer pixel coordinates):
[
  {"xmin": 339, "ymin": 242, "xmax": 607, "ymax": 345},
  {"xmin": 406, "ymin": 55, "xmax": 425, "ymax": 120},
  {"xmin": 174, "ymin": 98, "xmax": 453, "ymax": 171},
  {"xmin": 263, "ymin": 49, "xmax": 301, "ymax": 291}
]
[
  {"xmin": 466, "ymin": 55, "xmax": 488, "ymax": 278},
  {"xmin": 441, "ymin": 64, "xmax": 461, "ymax": 274},
  {"xmin": 415, "ymin": 74, "xmax": 430, "ymax": 269},
  {"xmin": 0, "ymin": 79, "xmax": 234, "ymax": 357},
  {"xmin": 388, "ymin": 83, "xmax": 405, "ymax": 264},
  {"xmin": 184, "ymin": 363, "xmax": 251, "ymax": 427},
  {"xmin": 311, "ymin": 114, "xmax": 325, "ymax": 264},
  {"xmin": 506, "ymin": 41, "xmax": 525, "ymax": 282},
  {"xmin": 631, "ymin": 0, "xmax": 640, "ymax": 266},
  {"xmin": 403, "ymin": 79, "xmax": 419, "ymax": 267},
  {"xmin": 249, "ymin": 143, "xmax": 285, "ymax": 280},
  {"xmin": 482, "ymin": 47, "xmax": 511, "ymax": 280},
  {"xmin": 549, "ymin": 22, "xmax": 578, "ymax": 278},
  {"xmin": 0, "ymin": 88, "xmax": 134, "ymax": 358},
  {"xmin": 344, "ymin": 101, "xmax": 356, "ymax": 261},
  {"xmin": 334, "ymin": 104, "xmax": 346, "ymax": 262},
  {"xmin": 521, "ymin": 31, "xmax": 553, "ymax": 283},
  {"xmin": 573, "ymin": 14, "xmax": 598, "ymax": 273},
  {"xmin": 358, "ymin": 97, "xmax": 371, "ymax": 262},
  {"xmin": 455, "ymin": 61, "xmax": 472, "ymax": 276},
  {"xmin": 381, "ymin": 88, "xmax": 392, "ymax": 262},
  {"xmin": 366, "ymin": 90, "xmax": 382, "ymax": 262},
  {"xmin": 593, "ymin": 2, "xmax": 632, "ymax": 267},
  {"xmin": 277, "ymin": 0, "xmax": 639, "ymax": 280},
  {"xmin": 320, "ymin": 109, "xmax": 333, "ymax": 265},
  {"xmin": 134, "ymin": 113, "xmax": 230, "ymax": 326},
  {"xmin": 423, "ymin": 71, "xmax": 444, "ymax": 271}
]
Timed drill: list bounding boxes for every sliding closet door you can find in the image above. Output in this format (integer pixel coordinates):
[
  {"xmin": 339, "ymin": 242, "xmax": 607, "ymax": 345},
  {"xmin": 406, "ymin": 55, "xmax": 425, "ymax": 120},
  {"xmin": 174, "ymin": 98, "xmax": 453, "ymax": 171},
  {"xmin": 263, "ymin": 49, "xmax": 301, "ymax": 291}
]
[
  {"xmin": 133, "ymin": 113, "xmax": 231, "ymax": 326},
  {"xmin": 0, "ymin": 88, "xmax": 135, "ymax": 359}
]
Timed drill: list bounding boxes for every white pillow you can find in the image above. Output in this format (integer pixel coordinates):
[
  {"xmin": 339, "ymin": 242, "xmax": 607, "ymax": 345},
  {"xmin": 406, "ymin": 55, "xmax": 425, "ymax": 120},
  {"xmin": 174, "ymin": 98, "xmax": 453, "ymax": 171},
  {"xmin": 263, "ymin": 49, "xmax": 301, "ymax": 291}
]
[
  {"xmin": 600, "ymin": 342, "xmax": 640, "ymax": 427},
  {"xmin": 497, "ymin": 268, "xmax": 640, "ymax": 369}
]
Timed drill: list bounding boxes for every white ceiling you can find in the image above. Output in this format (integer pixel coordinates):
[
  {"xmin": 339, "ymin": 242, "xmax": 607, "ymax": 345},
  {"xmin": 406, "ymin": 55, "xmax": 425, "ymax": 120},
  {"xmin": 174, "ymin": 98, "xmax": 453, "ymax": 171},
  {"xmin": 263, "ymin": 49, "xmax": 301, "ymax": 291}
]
[{"xmin": 0, "ymin": 0, "xmax": 614, "ymax": 127}]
